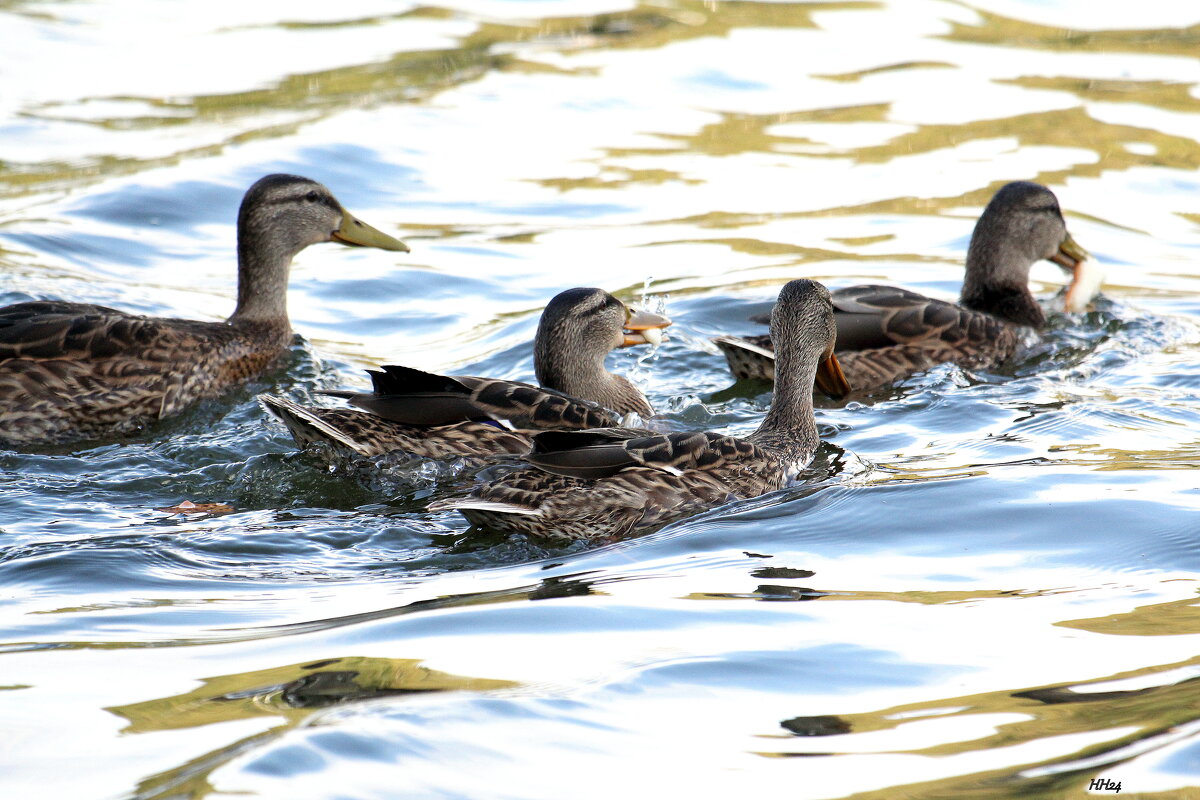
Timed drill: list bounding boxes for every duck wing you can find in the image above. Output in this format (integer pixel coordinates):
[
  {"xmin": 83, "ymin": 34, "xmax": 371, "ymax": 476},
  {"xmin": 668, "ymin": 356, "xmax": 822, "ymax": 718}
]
[
  {"xmin": 0, "ymin": 302, "xmax": 262, "ymax": 445},
  {"xmin": 742, "ymin": 285, "xmax": 1006, "ymax": 352},
  {"xmin": 319, "ymin": 364, "xmax": 621, "ymax": 431},
  {"xmin": 831, "ymin": 285, "xmax": 977, "ymax": 350},
  {"xmin": 527, "ymin": 428, "xmax": 764, "ymax": 480},
  {"xmin": 718, "ymin": 285, "xmax": 1018, "ymax": 388},
  {"xmin": 830, "ymin": 285, "xmax": 1021, "ymax": 389},
  {"xmin": 432, "ymin": 429, "xmax": 767, "ymax": 540},
  {"xmin": 259, "ymin": 394, "xmax": 532, "ymax": 460},
  {"xmin": 0, "ymin": 301, "xmax": 192, "ymax": 361}
]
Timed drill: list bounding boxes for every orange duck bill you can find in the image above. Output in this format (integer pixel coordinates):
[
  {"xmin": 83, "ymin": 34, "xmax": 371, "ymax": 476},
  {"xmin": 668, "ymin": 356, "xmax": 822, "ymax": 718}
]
[{"xmin": 815, "ymin": 351, "xmax": 852, "ymax": 400}]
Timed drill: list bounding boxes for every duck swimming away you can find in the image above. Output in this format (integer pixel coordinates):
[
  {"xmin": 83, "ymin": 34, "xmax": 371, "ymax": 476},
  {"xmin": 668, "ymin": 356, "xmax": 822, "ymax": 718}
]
[
  {"xmin": 0, "ymin": 174, "xmax": 408, "ymax": 447},
  {"xmin": 429, "ymin": 278, "xmax": 849, "ymax": 542},
  {"xmin": 714, "ymin": 181, "xmax": 1102, "ymax": 394},
  {"xmin": 259, "ymin": 287, "xmax": 671, "ymax": 461}
]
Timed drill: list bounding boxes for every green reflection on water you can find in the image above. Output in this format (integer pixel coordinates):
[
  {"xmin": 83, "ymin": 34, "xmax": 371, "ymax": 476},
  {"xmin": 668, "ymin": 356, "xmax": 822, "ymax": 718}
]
[
  {"xmin": 1001, "ymin": 76, "xmax": 1200, "ymax": 115},
  {"xmin": 7, "ymin": 0, "xmax": 1200, "ymax": 236},
  {"xmin": 944, "ymin": 10, "xmax": 1200, "ymax": 59},
  {"xmin": 687, "ymin": 585, "xmax": 1097, "ymax": 605},
  {"xmin": 110, "ymin": 655, "xmax": 518, "ymax": 800},
  {"xmin": 462, "ymin": 0, "xmax": 877, "ymax": 54},
  {"xmin": 642, "ymin": 234, "xmax": 945, "ymax": 270},
  {"xmin": 816, "ymin": 60, "xmax": 955, "ymax": 82},
  {"xmin": 1058, "ymin": 594, "xmax": 1200, "ymax": 637},
  {"xmin": 766, "ymin": 652, "xmax": 1200, "ymax": 798},
  {"xmin": 1, "ymin": 1, "xmax": 879, "ymax": 201},
  {"xmin": 108, "ymin": 655, "xmax": 518, "ymax": 734},
  {"xmin": 5, "ymin": 43, "xmax": 499, "ymax": 199},
  {"xmin": 606, "ymin": 103, "xmax": 893, "ymax": 160},
  {"xmin": 4, "ymin": 2, "xmax": 1200, "ymax": 797},
  {"xmin": 847, "ymin": 106, "xmax": 1200, "ymax": 183},
  {"xmin": 1050, "ymin": 442, "xmax": 1200, "ymax": 472}
]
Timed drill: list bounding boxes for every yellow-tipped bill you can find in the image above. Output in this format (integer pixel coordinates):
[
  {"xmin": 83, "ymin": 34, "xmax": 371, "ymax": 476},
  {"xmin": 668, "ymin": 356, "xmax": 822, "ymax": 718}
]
[
  {"xmin": 1048, "ymin": 231, "xmax": 1088, "ymax": 272},
  {"xmin": 333, "ymin": 209, "xmax": 410, "ymax": 252},
  {"xmin": 815, "ymin": 351, "xmax": 852, "ymax": 400},
  {"xmin": 621, "ymin": 308, "xmax": 672, "ymax": 347}
]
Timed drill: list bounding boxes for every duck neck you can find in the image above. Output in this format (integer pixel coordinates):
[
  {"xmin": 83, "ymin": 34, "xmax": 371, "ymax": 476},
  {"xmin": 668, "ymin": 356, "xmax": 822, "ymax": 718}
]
[
  {"xmin": 961, "ymin": 240, "xmax": 1045, "ymax": 328},
  {"xmin": 228, "ymin": 228, "xmax": 293, "ymax": 331},
  {"xmin": 749, "ymin": 342, "xmax": 817, "ymax": 454},
  {"xmin": 536, "ymin": 346, "xmax": 651, "ymax": 417},
  {"xmin": 959, "ymin": 280, "xmax": 1045, "ymax": 328}
]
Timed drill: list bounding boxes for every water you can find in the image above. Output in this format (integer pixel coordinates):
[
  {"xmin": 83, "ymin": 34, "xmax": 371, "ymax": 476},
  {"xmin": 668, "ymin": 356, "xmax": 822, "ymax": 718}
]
[{"xmin": 4, "ymin": 0, "xmax": 1200, "ymax": 797}]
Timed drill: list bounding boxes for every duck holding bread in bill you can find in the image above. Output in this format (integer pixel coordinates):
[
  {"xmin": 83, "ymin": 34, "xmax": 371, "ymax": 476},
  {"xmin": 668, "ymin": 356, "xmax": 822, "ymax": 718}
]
[
  {"xmin": 427, "ymin": 278, "xmax": 850, "ymax": 542},
  {"xmin": 714, "ymin": 181, "xmax": 1103, "ymax": 394},
  {"xmin": 0, "ymin": 174, "xmax": 408, "ymax": 447},
  {"xmin": 259, "ymin": 287, "xmax": 671, "ymax": 462}
]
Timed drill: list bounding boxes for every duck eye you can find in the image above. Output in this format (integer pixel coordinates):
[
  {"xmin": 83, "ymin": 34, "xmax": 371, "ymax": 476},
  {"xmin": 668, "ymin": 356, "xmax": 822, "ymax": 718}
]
[{"xmin": 304, "ymin": 191, "xmax": 320, "ymax": 203}]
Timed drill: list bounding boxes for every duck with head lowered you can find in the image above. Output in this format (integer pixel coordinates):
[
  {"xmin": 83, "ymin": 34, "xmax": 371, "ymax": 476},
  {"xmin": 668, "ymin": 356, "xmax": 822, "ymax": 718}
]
[
  {"xmin": 714, "ymin": 181, "xmax": 1101, "ymax": 394},
  {"xmin": 0, "ymin": 174, "xmax": 408, "ymax": 447},
  {"xmin": 428, "ymin": 278, "xmax": 850, "ymax": 542},
  {"xmin": 259, "ymin": 286, "xmax": 671, "ymax": 462}
]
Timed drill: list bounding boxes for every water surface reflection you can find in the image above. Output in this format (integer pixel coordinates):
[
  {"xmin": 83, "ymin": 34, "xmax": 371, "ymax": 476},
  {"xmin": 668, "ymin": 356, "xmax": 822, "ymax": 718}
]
[{"xmin": 3, "ymin": 0, "xmax": 1200, "ymax": 798}]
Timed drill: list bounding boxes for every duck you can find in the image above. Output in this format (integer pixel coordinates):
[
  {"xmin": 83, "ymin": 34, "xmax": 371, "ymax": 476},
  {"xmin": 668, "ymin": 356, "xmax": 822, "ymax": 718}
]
[
  {"xmin": 0, "ymin": 174, "xmax": 408, "ymax": 447},
  {"xmin": 428, "ymin": 278, "xmax": 851, "ymax": 542},
  {"xmin": 714, "ymin": 181, "xmax": 1097, "ymax": 394},
  {"xmin": 259, "ymin": 287, "xmax": 672, "ymax": 461}
]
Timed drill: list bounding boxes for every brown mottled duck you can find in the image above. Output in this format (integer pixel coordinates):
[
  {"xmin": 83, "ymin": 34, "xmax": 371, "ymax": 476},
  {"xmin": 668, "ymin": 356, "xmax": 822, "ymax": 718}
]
[
  {"xmin": 259, "ymin": 287, "xmax": 671, "ymax": 461},
  {"xmin": 0, "ymin": 174, "xmax": 408, "ymax": 447},
  {"xmin": 428, "ymin": 278, "xmax": 850, "ymax": 542},
  {"xmin": 714, "ymin": 181, "xmax": 1099, "ymax": 394}
]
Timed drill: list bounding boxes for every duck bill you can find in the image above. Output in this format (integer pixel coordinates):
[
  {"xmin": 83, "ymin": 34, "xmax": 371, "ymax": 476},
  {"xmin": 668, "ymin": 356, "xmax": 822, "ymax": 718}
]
[
  {"xmin": 1048, "ymin": 231, "xmax": 1088, "ymax": 272},
  {"xmin": 621, "ymin": 309, "xmax": 672, "ymax": 347},
  {"xmin": 815, "ymin": 351, "xmax": 852, "ymax": 400},
  {"xmin": 332, "ymin": 209, "xmax": 410, "ymax": 252}
]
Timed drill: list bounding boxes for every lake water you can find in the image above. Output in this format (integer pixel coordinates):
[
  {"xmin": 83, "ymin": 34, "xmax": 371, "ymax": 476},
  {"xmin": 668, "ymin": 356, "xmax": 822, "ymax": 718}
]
[{"xmin": 4, "ymin": 1, "xmax": 1200, "ymax": 798}]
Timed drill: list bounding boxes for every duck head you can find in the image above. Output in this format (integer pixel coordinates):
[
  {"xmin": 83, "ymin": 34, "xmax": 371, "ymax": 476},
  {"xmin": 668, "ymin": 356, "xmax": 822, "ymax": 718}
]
[{"xmin": 534, "ymin": 287, "xmax": 671, "ymax": 416}]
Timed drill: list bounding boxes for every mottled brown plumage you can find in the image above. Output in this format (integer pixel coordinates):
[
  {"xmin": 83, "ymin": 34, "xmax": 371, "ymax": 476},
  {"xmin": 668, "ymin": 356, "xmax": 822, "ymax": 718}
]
[
  {"xmin": 258, "ymin": 395, "xmax": 535, "ymax": 460},
  {"xmin": 0, "ymin": 174, "xmax": 407, "ymax": 447},
  {"xmin": 260, "ymin": 288, "xmax": 671, "ymax": 461},
  {"xmin": 715, "ymin": 182, "xmax": 1091, "ymax": 393},
  {"xmin": 429, "ymin": 279, "xmax": 850, "ymax": 542}
]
